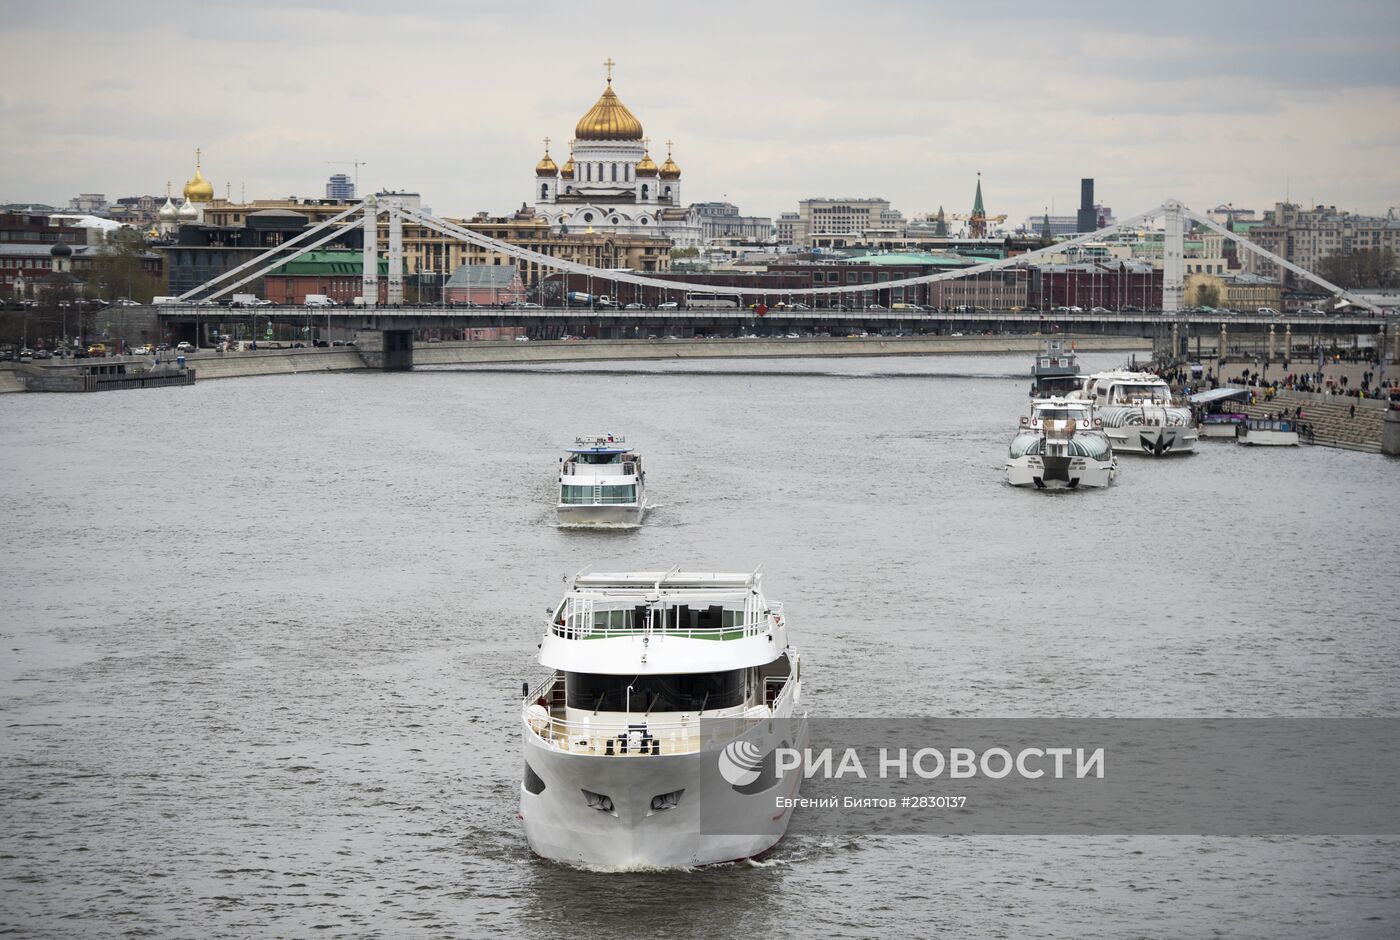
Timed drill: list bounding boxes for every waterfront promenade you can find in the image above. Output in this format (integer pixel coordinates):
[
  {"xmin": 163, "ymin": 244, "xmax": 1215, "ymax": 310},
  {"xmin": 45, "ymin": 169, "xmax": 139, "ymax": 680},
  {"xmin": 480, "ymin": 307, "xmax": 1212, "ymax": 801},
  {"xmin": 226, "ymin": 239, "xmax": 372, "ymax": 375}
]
[{"xmin": 0, "ymin": 334, "xmax": 1151, "ymax": 391}]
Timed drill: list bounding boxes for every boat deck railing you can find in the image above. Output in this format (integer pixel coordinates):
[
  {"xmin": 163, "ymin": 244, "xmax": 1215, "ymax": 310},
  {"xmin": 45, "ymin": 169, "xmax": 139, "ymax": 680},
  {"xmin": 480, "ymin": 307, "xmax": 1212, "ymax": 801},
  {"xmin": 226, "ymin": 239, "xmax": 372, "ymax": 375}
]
[
  {"xmin": 550, "ymin": 597, "xmax": 782, "ymax": 641},
  {"xmin": 523, "ymin": 671, "xmax": 796, "ymax": 757},
  {"xmin": 561, "ymin": 460, "xmax": 637, "ymax": 477}
]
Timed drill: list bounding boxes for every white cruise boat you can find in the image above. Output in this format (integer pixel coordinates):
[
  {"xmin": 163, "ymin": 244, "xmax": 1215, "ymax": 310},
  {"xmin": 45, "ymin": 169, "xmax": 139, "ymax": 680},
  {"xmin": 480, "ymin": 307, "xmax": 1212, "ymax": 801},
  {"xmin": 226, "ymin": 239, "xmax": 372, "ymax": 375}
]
[
  {"xmin": 1007, "ymin": 397, "xmax": 1117, "ymax": 489},
  {"xmin": 1237, "ymin": 417, "xmax": 1300, "ymax": 446},
  {"xmin": 1073, "ymin": 371, "xmax": 1198, "ymax": 456},
  {"xmin": 557, "ymin": 436, "xmax": 646, "ymax": 526},
  {"xmin": 519, "ymin": 570, "xmax": 807, "ymax": 869}
]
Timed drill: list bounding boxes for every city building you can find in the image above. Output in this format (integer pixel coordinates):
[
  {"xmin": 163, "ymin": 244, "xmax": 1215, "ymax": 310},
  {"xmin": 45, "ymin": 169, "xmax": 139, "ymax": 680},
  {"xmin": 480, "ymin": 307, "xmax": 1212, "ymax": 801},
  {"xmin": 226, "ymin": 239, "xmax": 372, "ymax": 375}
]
[
  {"xmin": 263, "ymin": 249, "xmax": 394, "ymax": 304},
  {"xmin": 325, "ymin": 173, "xmax": 355, "ymax": 201},
  {"xmin": 1032, "ymin": 262, "xmax": 1161, "ymax": 310},
  {"xmin": 1243, "ymin": 201, "xmax": 1400, "ymax": 288},
  {"xmin": 67, "ymin": 194, "xmax": 108, "ymax": 214},
  {"xmin": 691, "ymin": 202, "xmax": 772, "ymax": 243},
  {"xmin": 531, "ymin": 61, "xmax": 702, "ymax": 247},
  {"xmin": 443, "ymin": 265, "xmax": 525, "ymax": 305},
  {"xmin": 1185, "ymin": 271, "xmax": 1282, "ymax": 310},
  {"xmin": 779, "ymin": 198, "xmax": 902, "ymax": 248}
]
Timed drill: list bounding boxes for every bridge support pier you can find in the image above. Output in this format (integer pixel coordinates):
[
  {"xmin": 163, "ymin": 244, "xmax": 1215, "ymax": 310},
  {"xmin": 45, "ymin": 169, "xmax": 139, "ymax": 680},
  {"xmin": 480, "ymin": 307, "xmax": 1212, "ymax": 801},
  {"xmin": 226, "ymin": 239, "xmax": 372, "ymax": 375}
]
[
  {"xmin": 1284, "ymin": 325, "xmax": 1292, "ymax": 366},
  {"xmin": 355, "ymin": 329, "xmax": 414, "ymax": 371},
  {"xmin": 1219, "ymin": 323, "xmax": 1227, "ymax": 360},
  {"xmin": 1384, "ymin": 409, "xmax": 1400, "ymax": 457},
  {"xmin": 1267, "ymin": 324, "xmax": 1276, "ymax": 365}
]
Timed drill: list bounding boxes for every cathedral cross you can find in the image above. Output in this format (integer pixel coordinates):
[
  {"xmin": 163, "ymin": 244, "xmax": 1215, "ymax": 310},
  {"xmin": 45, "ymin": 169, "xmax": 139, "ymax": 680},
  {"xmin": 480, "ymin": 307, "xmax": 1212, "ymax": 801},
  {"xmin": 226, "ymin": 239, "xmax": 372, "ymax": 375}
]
[{"xmin": 604, "ymin": 57, "xmax": 615, "ymax": 82}]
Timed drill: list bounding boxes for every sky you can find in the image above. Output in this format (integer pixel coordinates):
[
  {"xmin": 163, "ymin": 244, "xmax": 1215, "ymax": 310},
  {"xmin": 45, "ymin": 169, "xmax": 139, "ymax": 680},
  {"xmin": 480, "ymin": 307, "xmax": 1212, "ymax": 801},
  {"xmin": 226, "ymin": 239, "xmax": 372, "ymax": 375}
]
[{"xmin": 3, "ymin": 0, "xmax": 1399, "ymax": 226}]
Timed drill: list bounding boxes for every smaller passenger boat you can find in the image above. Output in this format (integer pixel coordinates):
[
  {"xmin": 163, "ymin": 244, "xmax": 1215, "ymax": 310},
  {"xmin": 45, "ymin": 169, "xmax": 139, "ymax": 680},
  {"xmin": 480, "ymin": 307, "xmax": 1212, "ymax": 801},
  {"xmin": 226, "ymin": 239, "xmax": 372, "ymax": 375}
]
[
  {"xmin": 1007, "ymin": 397, "xmax": 1117, "ymax": 489},
  {"xmin": 557, "ymin": 436, "xmax": 646, "ymax": 526},
  {"xmin": 1237, "ymin": 418, "xmax": 1300, "ymax": 446},
  {"xmin": 1030, "ymin": 335, "xmax": 1082, "ymax": 398},
  {"xmin": 1188, "ymin": 387, "xmax": 1251, "ymax": 439}
]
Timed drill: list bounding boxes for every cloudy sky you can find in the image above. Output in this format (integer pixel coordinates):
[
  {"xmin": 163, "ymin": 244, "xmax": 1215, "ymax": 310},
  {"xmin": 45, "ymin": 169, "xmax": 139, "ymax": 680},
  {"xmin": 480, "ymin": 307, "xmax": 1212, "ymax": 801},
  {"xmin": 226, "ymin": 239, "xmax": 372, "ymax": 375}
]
[{"xmin": 4, "ymin": 0, "xmax": 1398, "ymax": 225}]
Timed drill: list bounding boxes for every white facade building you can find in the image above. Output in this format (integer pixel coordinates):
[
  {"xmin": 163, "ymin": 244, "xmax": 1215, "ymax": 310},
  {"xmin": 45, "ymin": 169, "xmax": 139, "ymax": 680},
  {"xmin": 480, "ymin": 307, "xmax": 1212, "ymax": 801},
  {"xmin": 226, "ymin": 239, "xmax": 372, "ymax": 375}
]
[{"xmin": 531, "ymin": 63, "xmax": 702, "ymax": 248}]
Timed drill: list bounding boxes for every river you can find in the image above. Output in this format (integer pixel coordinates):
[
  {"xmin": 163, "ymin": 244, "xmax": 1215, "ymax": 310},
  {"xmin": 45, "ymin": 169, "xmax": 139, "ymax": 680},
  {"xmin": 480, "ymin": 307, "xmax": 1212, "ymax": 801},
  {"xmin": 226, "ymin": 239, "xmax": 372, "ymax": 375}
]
[{"xmin": 2, "ymin": 353, "xmax": 1396, "ymax": 937}]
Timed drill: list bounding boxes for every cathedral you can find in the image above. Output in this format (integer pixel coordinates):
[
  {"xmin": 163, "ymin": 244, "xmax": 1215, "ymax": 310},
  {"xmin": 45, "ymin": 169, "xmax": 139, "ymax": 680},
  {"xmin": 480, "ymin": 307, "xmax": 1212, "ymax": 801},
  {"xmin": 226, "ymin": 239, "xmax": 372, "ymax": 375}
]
[{"xmin": 532, "ymin": 61, "xmax": 702, "ymax": 248}]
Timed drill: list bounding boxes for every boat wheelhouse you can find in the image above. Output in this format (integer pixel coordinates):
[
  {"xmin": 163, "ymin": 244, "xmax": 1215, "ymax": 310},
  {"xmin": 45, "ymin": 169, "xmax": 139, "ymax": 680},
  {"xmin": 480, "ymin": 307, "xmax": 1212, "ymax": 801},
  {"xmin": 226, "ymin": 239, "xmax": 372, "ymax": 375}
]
[
  {"xmin": 519, "ymin": 570, "xmax": 806, "ymax": 869},
  {"xmin": 1188, "ymin": 387, "xmax": 1253, "ymax": 439},
  {"xmin": 1237, "ymin": 417, "xmax": 1300, "ymax": 447},
  {"xmin": 558, "ymin": 435, "xmax": 646, "ymax": 526},
  {"xmin": 1007, "ymin": 397, "xmax": 1117, "ymax": 489},
  {"xmin": 1030, "ymin": 335, "xmax": 1083, "ymax": 398},
  {"xmin": 1074, "ymin": 370, "xmax": 1198, "ymax": 456}
]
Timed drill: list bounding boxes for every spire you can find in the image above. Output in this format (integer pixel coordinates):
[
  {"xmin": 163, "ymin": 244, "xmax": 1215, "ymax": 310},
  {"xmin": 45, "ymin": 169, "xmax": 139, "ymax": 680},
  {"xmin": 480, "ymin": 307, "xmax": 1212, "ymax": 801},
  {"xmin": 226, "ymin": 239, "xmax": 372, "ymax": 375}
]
[{"xmin": 972, "ymin": 172, "xmax": 985, "ymax": 214}]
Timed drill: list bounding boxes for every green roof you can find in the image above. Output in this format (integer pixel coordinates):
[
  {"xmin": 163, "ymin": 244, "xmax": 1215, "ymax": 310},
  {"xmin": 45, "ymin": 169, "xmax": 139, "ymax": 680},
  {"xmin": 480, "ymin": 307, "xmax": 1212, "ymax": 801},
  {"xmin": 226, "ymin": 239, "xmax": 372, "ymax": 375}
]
[
  {"xmin": 269, "ymin": 249, "xmax": 397, "ymax": 276},
  {"xmin": 972, "ymin": 177, "xmax": 985, "ymax": 214}
]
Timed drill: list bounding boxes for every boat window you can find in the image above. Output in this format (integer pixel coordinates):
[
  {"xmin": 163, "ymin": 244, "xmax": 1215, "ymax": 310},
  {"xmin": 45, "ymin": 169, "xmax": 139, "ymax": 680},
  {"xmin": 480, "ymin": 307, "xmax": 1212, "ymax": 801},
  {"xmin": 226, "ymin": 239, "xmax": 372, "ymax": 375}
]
[
  {"xmin": 560, "ymin": 484, "xmax": 637, "ymax": 505},
  {"xmin": 1034, "ymin": 408, "xmax": 1080, "ymax": 421},
  {"xmin": 575, "ymin": 452, "xmax": 622, "ymax": 464},
  {"xmin": 1112, "ymin": 384, "xmax": 1169, "ymax": 403},
  {"xmin": 565, "ymin": 670, "xmax": 746, "ymax": 712}
]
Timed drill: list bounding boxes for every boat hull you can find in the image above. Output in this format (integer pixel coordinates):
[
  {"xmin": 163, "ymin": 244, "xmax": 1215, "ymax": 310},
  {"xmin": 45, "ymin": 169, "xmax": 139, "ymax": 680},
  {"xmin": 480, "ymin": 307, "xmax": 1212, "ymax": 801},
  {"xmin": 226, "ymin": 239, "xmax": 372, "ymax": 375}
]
[
  {"xmin": 1006, "ymin": 454, "xmax": 1116, "ymax": 489},
  {"xmin": 556, "ymin": 502, "xmax": 646, "ymax": 526},
  {"xmin": 1104, "ymin": 425, "xmax": 1198, "ymax": 456},
  {"xmin": 520, "ymin": 712, "xmax": 807, "ymax": 869}
]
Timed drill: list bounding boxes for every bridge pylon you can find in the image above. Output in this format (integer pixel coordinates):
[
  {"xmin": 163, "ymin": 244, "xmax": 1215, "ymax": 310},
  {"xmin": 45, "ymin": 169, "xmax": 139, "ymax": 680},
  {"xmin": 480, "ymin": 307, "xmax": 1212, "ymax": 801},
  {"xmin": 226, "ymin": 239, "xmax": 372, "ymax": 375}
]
[{"xmin": 361, "ymin": 196, "xmax": 380, "ymax": 307}]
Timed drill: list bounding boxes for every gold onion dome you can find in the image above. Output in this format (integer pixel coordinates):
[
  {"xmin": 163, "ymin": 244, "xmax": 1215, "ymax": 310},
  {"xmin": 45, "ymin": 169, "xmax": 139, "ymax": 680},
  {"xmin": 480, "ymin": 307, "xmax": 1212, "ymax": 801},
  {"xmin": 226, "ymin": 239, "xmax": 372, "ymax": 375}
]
[
  {"xmin": 635, "ymin": 151, "xmax": 659, "ymax": 176},
  {"xmin": 575, "ymin": 84, "xmax": 644, "ymax": 141},
  {"xmin": 659, "ymin": 155, "xmax": 681, "ymax": 180},
  {"xmin": 560, "ymin": 152, "xmax": 575, "ymax": 178},
  {"xmin": 535, "ymin": 151, "xmax": 559, "ymax": 176},
  {"xmin": 183, "ymin": 148, "xmax": 214, "ymax": 202}
]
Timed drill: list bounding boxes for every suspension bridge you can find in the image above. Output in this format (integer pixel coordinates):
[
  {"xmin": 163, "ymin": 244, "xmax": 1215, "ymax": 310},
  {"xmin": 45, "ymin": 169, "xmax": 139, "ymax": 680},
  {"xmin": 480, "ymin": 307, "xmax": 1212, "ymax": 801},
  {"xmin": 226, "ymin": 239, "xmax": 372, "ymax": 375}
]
[{"xmin": 158, "ymin": 195, "xmax": 1398, "ymax": 369}]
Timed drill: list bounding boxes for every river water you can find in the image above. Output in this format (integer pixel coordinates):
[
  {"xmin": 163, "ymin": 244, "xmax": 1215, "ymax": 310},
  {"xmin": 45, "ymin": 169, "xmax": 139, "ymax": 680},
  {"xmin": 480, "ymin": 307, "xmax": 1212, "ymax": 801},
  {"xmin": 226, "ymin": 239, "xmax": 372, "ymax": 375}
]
[{"xmin": 2, "ymin": 353, "xmax": 1396, "ymax": 938}]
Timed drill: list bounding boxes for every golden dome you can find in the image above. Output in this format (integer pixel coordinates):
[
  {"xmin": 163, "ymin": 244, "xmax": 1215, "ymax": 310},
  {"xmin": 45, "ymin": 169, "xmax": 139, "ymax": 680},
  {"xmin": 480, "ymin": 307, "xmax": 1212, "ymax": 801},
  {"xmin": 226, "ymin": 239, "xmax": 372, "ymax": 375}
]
[
  {"xmin": 536, "ymin": 151, "xmax": 559, "ymax": 176},
  {"xmin": 575, "ymin": 74, "xmax": 644, "ymax": 141},
  {"xmin": 182, "ymin": 148, "xmax": 214, "ymax": 202},
  {"xmin": 560, "ymin": 152, "xmax": 575, "ymax": 178},
  {"xmin": 635, "ymin": 151, "xmax": 659, "ymax": 176},
  {"xmin": 659, "ymin": 155, "xmax": 681, "ymax": 180}
]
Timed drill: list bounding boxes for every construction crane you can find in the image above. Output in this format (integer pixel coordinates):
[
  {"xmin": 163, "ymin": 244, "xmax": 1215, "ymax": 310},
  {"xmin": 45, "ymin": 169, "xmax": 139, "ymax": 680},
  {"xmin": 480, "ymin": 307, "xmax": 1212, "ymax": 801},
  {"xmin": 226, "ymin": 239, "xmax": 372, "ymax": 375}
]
[
  {"xmin": 324, "ymin": 160, "xmax": 367, "ymax": 194},
  {"xmin": 948, "ymin": 212, "xmax": 1009, "ymax": 224}
]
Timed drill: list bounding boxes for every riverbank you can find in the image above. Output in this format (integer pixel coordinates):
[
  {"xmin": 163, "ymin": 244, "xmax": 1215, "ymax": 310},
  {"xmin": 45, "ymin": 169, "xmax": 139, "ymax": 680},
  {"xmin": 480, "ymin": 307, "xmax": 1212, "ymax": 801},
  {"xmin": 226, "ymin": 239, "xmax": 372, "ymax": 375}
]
[{"xmin": 1, "ymin": 335, "xmax": 1151, "ymax": 391}]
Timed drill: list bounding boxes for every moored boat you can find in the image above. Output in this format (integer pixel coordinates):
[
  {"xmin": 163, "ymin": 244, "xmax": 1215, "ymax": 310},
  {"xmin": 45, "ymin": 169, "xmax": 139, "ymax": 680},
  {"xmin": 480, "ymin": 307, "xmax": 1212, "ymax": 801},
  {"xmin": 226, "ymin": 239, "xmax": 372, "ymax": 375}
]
[
  {"xmin": 1074, "ymin": 370, "xmax": 1198, "ymax": 456},
  {"xmin": 1030, "ymin": 335, "xmax": 1083, "ymax": 398},
  {"xmin": 519, "ymin": 570, "xmax": 806, "ymax": 869},
  {"xmin": 1189, "ymin": 387, "xmax": 1251, "ymax": 439},
  {"xmin": 1007, "ymin": 397, "xmax": 1117, "ymax": 489},
  {"xmin": 1237, "ymin": 417, "xmax": 1300, "ymax": 446},
  {"xmin": 557, "ymin": 435, "xmax": 646, "ymax": 526}
]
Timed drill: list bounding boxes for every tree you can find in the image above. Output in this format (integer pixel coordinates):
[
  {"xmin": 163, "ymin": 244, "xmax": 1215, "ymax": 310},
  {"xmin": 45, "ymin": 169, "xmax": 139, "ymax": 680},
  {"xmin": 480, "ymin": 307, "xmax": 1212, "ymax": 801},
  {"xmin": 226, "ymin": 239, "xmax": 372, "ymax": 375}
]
[
  {"xmin": 87, "ymin": 229, "xmax": 162, "ymax": 303},
  {"xmin": 1317, "ymin": 247, "xmax": 1399, "ymax": 289},
  {"xmin": 1189, "ymin": 281, "xmax": 1221, "ymax": 308}
]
